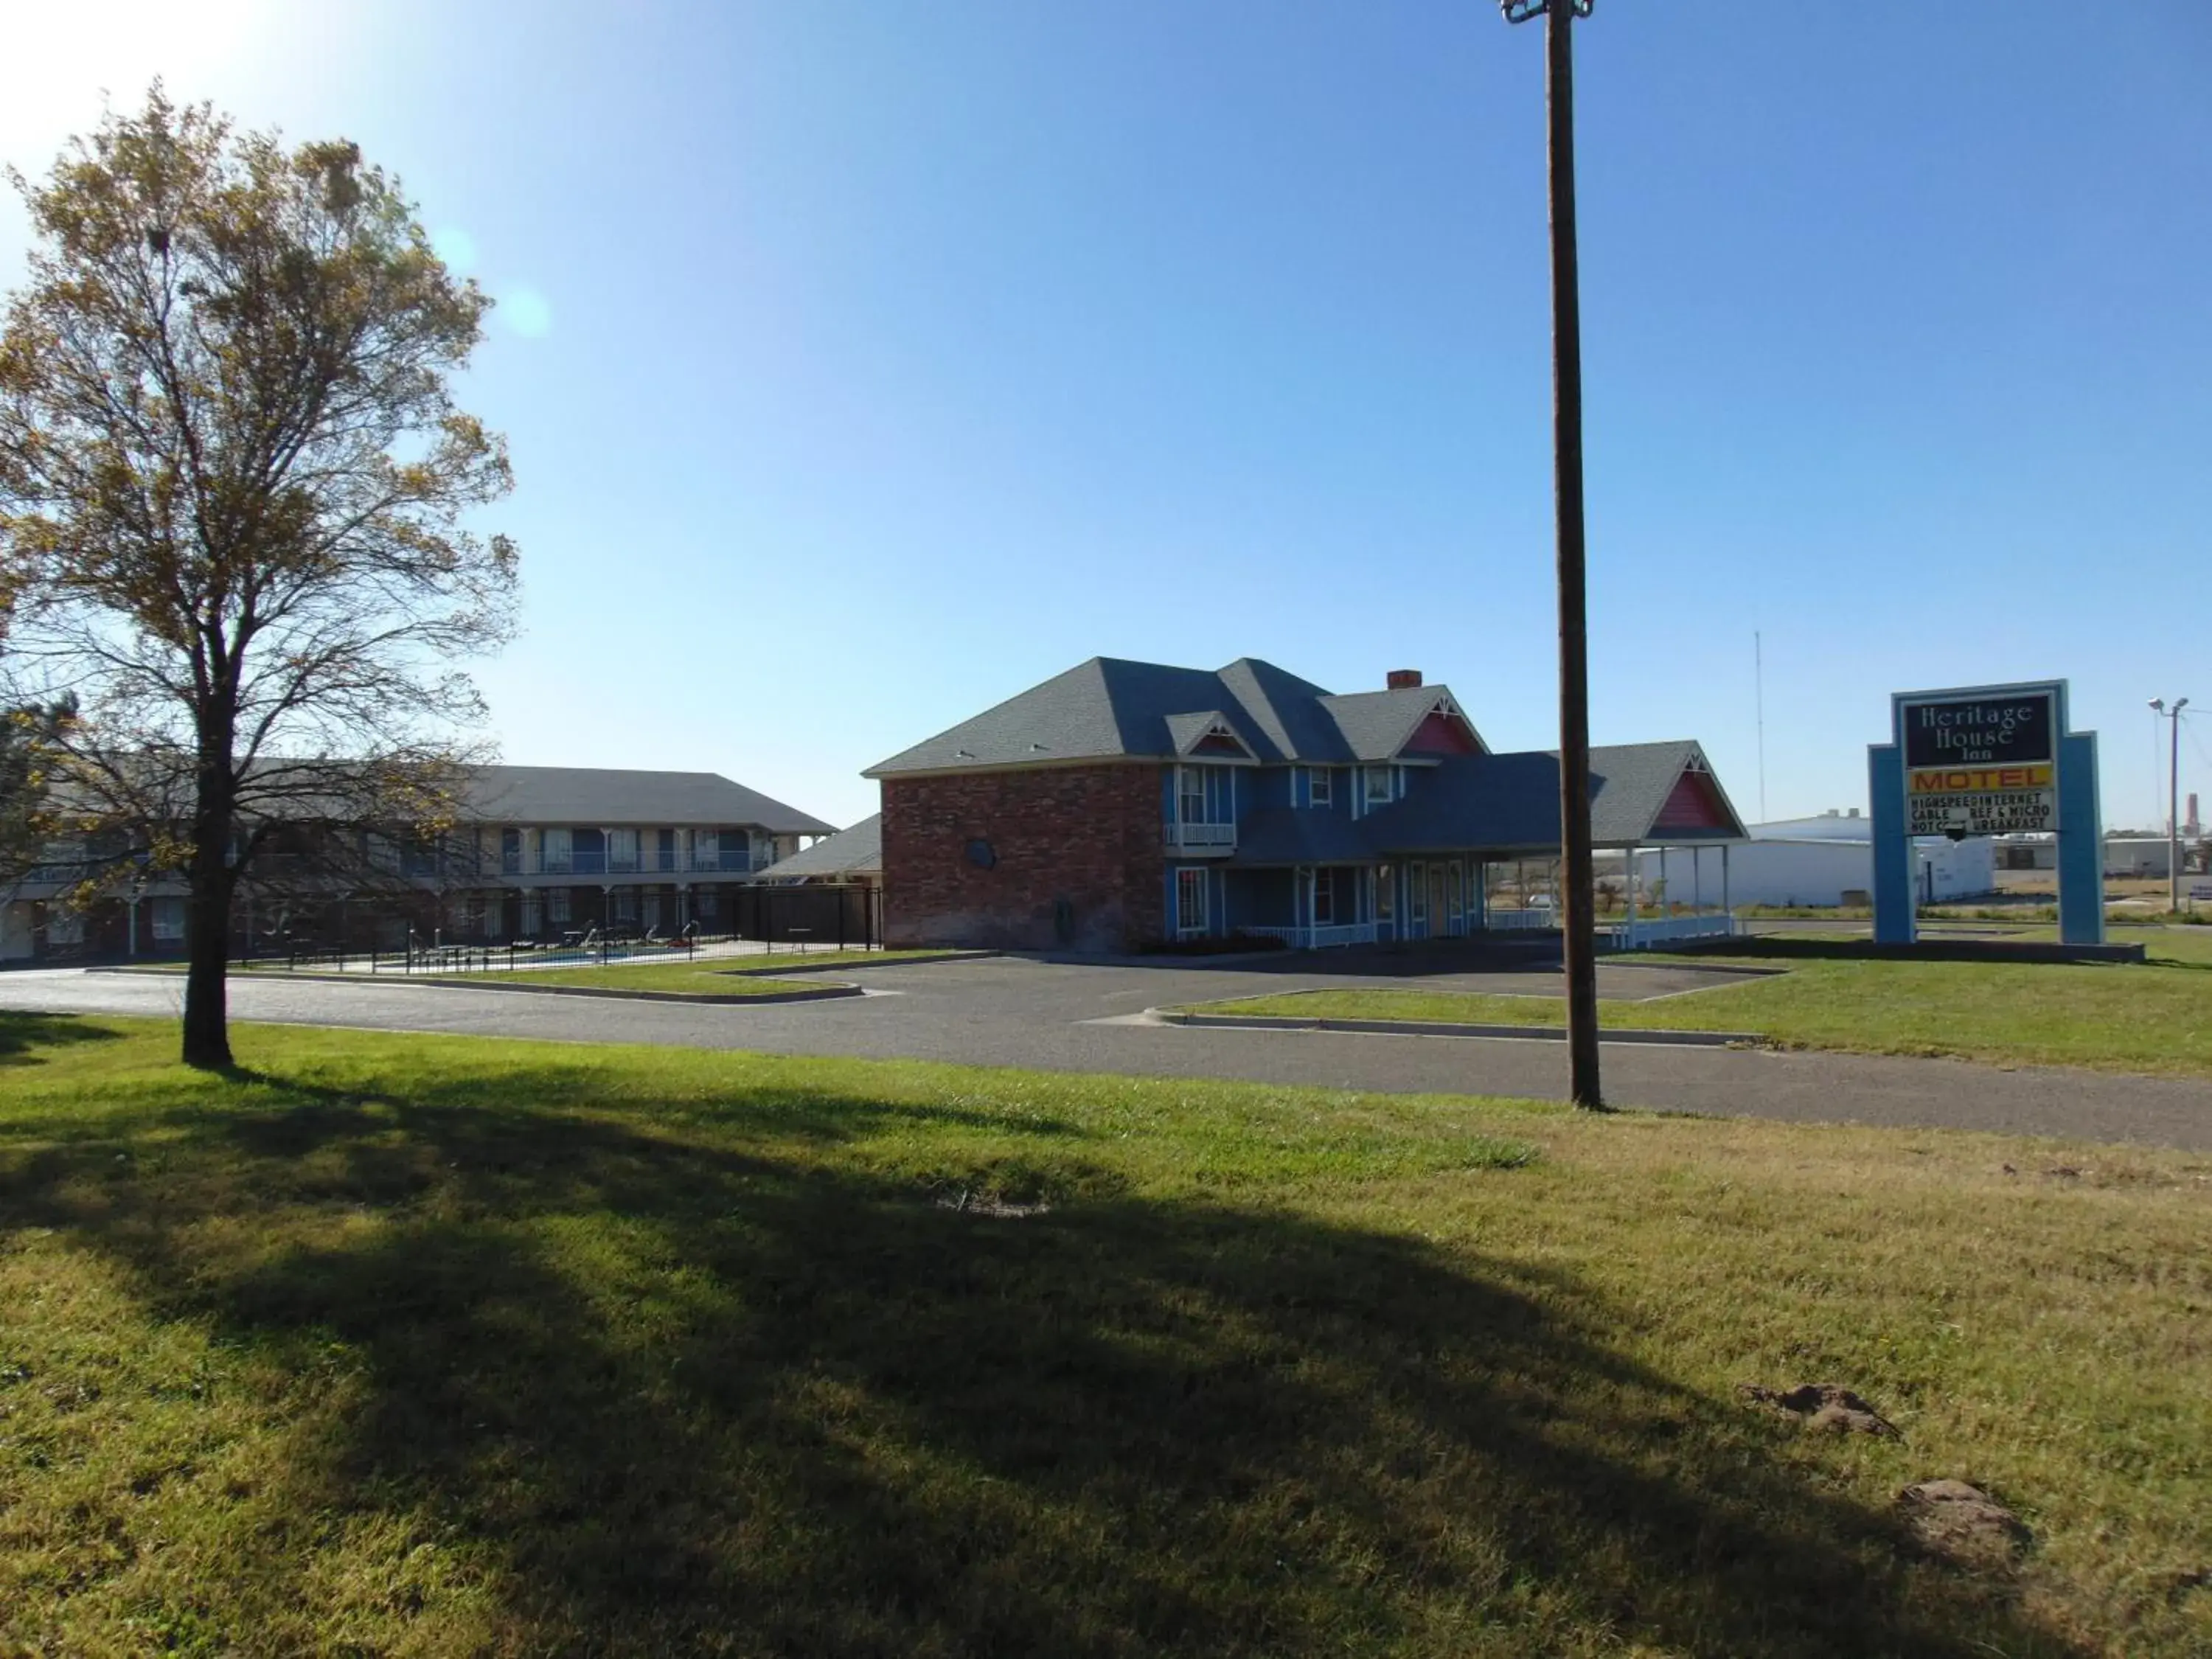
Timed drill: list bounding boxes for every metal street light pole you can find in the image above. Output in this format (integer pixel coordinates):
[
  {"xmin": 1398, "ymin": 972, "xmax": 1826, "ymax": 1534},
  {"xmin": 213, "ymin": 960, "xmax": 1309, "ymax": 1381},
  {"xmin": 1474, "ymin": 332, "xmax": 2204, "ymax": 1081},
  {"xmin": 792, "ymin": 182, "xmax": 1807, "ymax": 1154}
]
[
  {"xmin": 2150, "ymin": 697, "xmax": 2188, "ymax": 914},
  {"xmin": 1503, "ymin": 0, "xmax": 1602, "ymax": 1108}
]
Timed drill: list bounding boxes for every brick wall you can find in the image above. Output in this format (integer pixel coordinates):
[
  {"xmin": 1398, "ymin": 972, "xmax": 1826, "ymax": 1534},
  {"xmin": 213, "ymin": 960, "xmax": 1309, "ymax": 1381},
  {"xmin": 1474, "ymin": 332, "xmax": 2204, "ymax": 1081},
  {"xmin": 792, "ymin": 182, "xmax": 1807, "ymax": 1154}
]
[{"xmin": 881, "ymin": 764, "xmax": 1166, "ymax": 951}]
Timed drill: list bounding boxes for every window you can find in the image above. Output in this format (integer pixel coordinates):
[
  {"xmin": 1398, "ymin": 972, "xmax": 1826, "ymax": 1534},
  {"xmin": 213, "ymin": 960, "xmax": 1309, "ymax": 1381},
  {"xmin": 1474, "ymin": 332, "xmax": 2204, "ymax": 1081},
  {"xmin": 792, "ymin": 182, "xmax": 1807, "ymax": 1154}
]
[
  {"xmin": 150, "ymin": 897, "xmax": 187, "ymax": 942},
  {"xmin": 1176, "ymin": 868, "xmax": 1208, "ymax": 934},
  {"xmin": 1178, "ymin": 765, "xmax": 1208, "ymax": 825},
  {"xmin": 1408, "ymin": 862, "xmax": 1427, "ymax": 925},
  {"xmin": 612, "ymin": 887, "xmax": 638, "ymax": 924},
  {"xmin": 543, "ymin": 828, "xmax": 573, "ymax": 874},
  {"xmin": 692, "ymin": 830, "xmax": 718, "ymax": 872},
  {"xmin": 501, "ymin": 828, "xmax": 524, "ymax": 875},
  {"xmin": 44, "ymin": 907, "xmax": 84, "ymax": 946},
  {"xmin": 546, "ymin": 888, "xmax": 571, "ymax": 924},
  {"xmin": 1309, "ymin": 768, "xmax": 1332, "ymax": 807},
  {"xmin": 608, "ymin": 828, "xmax": 639, "ymax": 872},
  {"xmin": 1363, "ymin": 765, "xmax": 1393, "ymax": 807},
  {"xmin": 520, "ymin": 891, "xmax": 543, "ymax": 936},
  {"xmin": 695, "ymin": 887, "xmax": 719, "ymax": 921},
  {"xmin": 1312, "ymin": 868, "xmax": 1338, "ymax": 925},
  {"xmin": 1375, "ymin": 866, "xmax": 1394, "ymax": 920}
]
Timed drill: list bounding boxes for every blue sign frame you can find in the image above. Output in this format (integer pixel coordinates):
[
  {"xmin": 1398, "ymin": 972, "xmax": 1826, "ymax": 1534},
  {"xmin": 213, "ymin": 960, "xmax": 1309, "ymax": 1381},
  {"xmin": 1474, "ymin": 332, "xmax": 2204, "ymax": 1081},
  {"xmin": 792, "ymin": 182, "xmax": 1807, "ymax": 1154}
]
[{"xmin": 1870, "ymin": 679, "xmax": 2102, "ymax": 946}]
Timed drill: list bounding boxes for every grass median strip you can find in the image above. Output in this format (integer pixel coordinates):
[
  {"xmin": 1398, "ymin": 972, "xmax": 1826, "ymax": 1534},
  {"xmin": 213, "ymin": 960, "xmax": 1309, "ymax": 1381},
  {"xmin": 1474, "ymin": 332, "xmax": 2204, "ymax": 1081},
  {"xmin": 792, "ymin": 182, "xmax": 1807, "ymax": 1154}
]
[
  {"xmin": 1189, "ymin": 934, "xmax": 2212, "ymax": 1077},
  {"xmin": 426, "ymin": 947, "xmax": 984, "ymax": 996},
  {"xmin": 1, "ymin": 1013, "xmax": 2206, "ymax": 1655}
]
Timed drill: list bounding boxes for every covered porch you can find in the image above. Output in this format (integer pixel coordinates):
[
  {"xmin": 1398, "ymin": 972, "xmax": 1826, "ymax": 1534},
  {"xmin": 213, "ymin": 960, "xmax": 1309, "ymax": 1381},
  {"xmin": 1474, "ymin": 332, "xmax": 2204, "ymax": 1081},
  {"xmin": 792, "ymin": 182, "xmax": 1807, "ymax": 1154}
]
[
  {"xmin": 1205, "ymin": 847, "xmax": 1744, "ymax": 953},
  {"xmin": 1202, "ymin": 858, "xmax": 1492, "ymax": 950}
]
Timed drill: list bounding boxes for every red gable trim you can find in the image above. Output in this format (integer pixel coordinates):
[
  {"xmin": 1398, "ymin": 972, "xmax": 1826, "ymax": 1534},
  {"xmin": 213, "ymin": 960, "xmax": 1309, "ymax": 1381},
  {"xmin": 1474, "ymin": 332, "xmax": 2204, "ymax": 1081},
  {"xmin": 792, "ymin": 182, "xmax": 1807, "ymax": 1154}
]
[
  {"xmin": 1192, "ymin": 733, "xmax": 1248, "ymax": 757},
  {"xmin": 1402, "ymin": 711, "xmax": 1481, "ymax": 757},
  {"xmin": 1651, "ymin": 768, "xmax": 1736, "ymax": 834}
]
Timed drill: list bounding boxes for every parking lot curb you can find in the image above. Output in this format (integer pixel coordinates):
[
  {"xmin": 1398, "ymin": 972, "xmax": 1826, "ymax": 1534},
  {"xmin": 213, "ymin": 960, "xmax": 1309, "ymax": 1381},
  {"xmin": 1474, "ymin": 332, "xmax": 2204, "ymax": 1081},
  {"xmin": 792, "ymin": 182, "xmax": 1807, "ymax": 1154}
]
[{"xmin": 1153, "ymin": 1009, "xmax": 1761, "ymax": 1048}]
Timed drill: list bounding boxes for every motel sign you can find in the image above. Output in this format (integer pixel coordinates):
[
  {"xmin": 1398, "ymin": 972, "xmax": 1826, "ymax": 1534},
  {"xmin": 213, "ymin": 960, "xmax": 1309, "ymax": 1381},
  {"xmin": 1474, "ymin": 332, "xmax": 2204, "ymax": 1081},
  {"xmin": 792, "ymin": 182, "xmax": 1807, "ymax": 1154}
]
[
  {"xmin": 1899, "ymin": 688, "xmax": 2059, "ymax": 838},
  {"xmin": 1869, "ymin": 680, "xmax": 2102, "ymax": 947}
]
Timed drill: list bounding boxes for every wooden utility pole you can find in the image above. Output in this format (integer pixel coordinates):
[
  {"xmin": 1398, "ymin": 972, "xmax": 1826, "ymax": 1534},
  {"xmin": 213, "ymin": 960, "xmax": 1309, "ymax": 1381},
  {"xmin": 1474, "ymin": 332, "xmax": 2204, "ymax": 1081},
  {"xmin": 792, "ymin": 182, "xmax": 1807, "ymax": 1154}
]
[{"xmin": 1506, "ymin": 0, "xmax": 1602, "ymax": 1107}]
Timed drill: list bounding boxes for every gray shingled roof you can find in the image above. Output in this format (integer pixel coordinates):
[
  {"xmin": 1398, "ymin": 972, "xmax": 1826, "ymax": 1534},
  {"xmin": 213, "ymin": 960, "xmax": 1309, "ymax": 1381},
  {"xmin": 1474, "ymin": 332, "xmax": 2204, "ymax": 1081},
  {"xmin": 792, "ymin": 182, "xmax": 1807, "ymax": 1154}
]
[
  {"xmin": 1214, "ymin": 658, "xmax": 1349, "ymax": 760},
  {"xmin": 461, "ymin": 766, "xmax": 836, "ymax": 834},
  {"xmin": 865, "ymin": 656, "xmax": 1482, "ymax": 776},
  {"xmin": 1318, "ymin": 687, "xmax": 1470, "ymax": 762},
  {"xmin": 751, "ymin": 814, "xmax": 882, "ymax": 880},
  {"xmin": 1358, "ymin": 742, "xmax": 1742, "ymax": 854},
  {"xmin": 1231, "ymin": 806, "xmax": 1385, "ymax": 866}
]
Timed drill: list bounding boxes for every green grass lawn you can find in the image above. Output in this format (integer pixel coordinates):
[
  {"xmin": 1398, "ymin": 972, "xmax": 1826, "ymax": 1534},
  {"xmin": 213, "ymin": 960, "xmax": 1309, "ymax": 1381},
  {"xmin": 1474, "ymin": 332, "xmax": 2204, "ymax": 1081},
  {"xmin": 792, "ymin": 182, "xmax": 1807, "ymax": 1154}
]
[
  {"xmin": 2, "ymin": 1015, "xmax": 2207, "ymax": 1655},
  {"xmin": 1195, "ymin": 931, "xmax": 2212, "ymax": 1077}
]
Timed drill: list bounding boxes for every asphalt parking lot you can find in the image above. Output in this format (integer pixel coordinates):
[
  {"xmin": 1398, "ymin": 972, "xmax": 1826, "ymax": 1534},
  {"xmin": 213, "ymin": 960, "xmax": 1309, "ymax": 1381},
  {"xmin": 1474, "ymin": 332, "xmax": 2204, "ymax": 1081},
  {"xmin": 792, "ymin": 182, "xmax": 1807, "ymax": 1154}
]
[{"xmin": 3, "ymin": 948, "xmax": 2208, "ymax": 1151}]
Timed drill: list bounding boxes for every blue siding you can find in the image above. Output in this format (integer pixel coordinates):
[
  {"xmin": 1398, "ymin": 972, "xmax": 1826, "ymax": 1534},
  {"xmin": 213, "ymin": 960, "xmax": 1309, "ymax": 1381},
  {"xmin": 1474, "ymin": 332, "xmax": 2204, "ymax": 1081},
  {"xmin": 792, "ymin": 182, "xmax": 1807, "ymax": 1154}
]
[{"xmin": 1248, "ymin": 765, "xmax": 1293, "ymax": 810}]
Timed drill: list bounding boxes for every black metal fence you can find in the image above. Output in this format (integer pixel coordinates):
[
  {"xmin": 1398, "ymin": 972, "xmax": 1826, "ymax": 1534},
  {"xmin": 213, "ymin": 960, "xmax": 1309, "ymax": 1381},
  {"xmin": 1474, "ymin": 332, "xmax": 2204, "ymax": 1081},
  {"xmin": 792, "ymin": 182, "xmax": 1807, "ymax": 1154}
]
[
  {"xmin": 721, "ymin": 883, "xmax": 883, "ymax": 950},
  {"xmin": 26, "ymin": 880, "xmax": 888, "ymax": 966}
]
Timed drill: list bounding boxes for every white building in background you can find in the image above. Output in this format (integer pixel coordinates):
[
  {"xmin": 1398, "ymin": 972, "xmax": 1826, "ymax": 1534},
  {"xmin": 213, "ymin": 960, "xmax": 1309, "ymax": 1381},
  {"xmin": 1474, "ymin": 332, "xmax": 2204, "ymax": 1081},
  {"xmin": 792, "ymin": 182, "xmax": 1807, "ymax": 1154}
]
[
  {"xmin": 1629, "ymin": 807, "xmax": 1997, "ymax": 909},
  {"xmin": 2104, "ymin": 837, "xmax": 2185, "ymax": 879}
]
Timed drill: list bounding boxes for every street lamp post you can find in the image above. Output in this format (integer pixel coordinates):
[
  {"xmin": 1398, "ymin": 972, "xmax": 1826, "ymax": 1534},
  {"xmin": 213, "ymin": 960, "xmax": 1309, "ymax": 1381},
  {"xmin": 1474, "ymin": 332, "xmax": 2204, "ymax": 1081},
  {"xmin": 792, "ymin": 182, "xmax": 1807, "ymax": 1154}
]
[
  {"xmin": 1502, "ymin": 0, "xmax": 1602, "ymax": 1108},
  {"xmin": 2150, "ymin": 697, "xmax": 2188, "ymax": 914}
]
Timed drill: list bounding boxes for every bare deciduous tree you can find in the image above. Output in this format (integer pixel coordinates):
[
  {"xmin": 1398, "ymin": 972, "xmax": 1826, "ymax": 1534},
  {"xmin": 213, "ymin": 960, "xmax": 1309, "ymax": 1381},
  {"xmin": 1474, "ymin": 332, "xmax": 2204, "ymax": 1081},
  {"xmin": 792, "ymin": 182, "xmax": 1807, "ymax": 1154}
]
[{"xmin": 0, "ymin": 88, "xmax": 518, "ymax": 1066}]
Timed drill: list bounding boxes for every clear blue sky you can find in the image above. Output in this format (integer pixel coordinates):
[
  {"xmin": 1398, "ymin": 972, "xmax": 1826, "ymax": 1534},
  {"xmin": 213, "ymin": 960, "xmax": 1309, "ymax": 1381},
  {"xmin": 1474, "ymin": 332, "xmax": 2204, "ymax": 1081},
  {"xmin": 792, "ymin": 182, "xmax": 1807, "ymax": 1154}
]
[{"xmin": 7, "ymin": 1, "xmax": 2208, "ymax": 832}]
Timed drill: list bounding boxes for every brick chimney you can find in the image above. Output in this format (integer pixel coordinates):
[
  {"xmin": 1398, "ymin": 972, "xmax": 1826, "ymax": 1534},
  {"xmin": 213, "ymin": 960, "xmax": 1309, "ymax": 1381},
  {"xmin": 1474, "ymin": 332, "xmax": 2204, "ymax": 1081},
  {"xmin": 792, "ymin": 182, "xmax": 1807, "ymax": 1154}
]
[{"xmin": 1385, "ymin": 669, "xmax": 1423, "ymax": 691}]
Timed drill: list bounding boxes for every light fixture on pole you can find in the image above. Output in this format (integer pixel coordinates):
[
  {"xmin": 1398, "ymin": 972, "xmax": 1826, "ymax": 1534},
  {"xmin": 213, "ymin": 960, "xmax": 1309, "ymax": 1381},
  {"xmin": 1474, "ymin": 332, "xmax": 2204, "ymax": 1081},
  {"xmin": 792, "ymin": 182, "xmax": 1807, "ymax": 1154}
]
[
  {"xmin": 2150, "ymin": 697, "xmax": 2188, "ymax": 914},
  {"xmin": 1501, "ymin": 0, "xmax": 1601, "ymax": 1109}
]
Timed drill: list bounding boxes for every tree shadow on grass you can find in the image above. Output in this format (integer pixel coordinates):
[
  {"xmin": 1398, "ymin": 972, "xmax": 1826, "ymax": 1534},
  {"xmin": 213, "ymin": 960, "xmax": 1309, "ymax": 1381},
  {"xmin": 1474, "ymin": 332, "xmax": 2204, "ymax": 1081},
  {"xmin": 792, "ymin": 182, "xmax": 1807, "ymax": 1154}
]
[
  {"xmin": 0, "ymin": 1010, "xmax": 122, "ymax": 1066},
  {"xmin": 0, "ymin": 1061, "xmax": 2087, "ymax": 1657}
]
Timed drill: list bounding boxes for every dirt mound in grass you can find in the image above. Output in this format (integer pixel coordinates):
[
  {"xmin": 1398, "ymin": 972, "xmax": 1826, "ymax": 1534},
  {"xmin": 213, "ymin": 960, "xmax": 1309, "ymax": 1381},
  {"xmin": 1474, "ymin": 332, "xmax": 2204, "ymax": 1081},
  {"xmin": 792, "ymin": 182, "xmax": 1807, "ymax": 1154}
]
[
  {"xmin": 1739, "ymin": 1381, "xmax": 1899, "ymax": 1437},
  {"xmin": 1897, "ymin": 1479, "xmax": 2032, "ymax": 1564}
]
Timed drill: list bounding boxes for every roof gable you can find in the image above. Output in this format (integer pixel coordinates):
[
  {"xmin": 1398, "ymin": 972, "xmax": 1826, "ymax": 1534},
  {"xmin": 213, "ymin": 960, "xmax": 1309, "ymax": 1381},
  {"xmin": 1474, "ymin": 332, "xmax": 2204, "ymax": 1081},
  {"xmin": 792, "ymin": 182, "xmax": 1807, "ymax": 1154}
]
[
  {"xmin": 1166, "ymin": 710, "xmax": 1259, "ymax": 760},
  {"xmin": 1320, "ymin": 688, "xmax": 1487, "ymax": 762}
]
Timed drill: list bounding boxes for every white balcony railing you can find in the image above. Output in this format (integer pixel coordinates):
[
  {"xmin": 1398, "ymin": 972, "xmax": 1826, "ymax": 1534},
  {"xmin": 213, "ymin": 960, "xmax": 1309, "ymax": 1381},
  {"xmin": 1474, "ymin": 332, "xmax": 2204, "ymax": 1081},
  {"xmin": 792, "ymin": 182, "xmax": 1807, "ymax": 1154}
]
[
  {"xmin": 498, "ymin": 846, "xmax": 779, "ymax": 878},
  {"xmin": 1165, "ymin": 821, "xmax": 1237, "ymax": 855},
  {"xmin": 1606, "ymin": 914, "xmax": 1739, "ymax": 950},
  {"xmin": 1484, "ymin": 908, "xmax": 1558, "ymax": 931},
  {"xmin": 1238, "ymin": 922, "xmax": 1378, "ymax": 950}
]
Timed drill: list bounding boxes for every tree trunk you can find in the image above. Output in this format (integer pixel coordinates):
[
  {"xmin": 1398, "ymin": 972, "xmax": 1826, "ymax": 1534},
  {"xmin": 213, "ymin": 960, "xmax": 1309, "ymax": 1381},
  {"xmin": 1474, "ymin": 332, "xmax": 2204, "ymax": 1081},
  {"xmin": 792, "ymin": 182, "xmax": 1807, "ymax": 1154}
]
[{"xmin": 181, "ymin": 768, "xmax": 237, "ymax": 1071}]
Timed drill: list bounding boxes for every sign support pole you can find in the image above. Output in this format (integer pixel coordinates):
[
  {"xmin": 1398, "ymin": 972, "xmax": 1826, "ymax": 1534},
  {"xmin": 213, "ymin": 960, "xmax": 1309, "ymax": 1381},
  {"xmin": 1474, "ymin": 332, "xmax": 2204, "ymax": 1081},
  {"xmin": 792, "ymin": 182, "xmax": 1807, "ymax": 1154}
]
[
  {"xmin": 2057, "ymin": 730, "xmax": 2105, "ymax": 945},
  {"xmin": 1542, "ymin": 1, "xmax": 1601, "ymax": 1109},
  {"xmin": 1869, "ymin": 743, "xmax": 1914, "ymax": 945}
]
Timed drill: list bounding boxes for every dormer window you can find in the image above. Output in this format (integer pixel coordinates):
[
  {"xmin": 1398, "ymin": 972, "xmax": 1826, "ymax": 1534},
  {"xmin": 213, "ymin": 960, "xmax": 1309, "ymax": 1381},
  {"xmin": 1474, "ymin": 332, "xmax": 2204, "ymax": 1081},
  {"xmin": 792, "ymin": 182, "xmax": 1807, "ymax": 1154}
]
[
  {"xmin": 1363, "ymin": 765, "xmax": 1394, "ymax": 806},
  {"xmin": 1310, "ymin": 768, "xmax": 1333, "ymax": 807}
]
